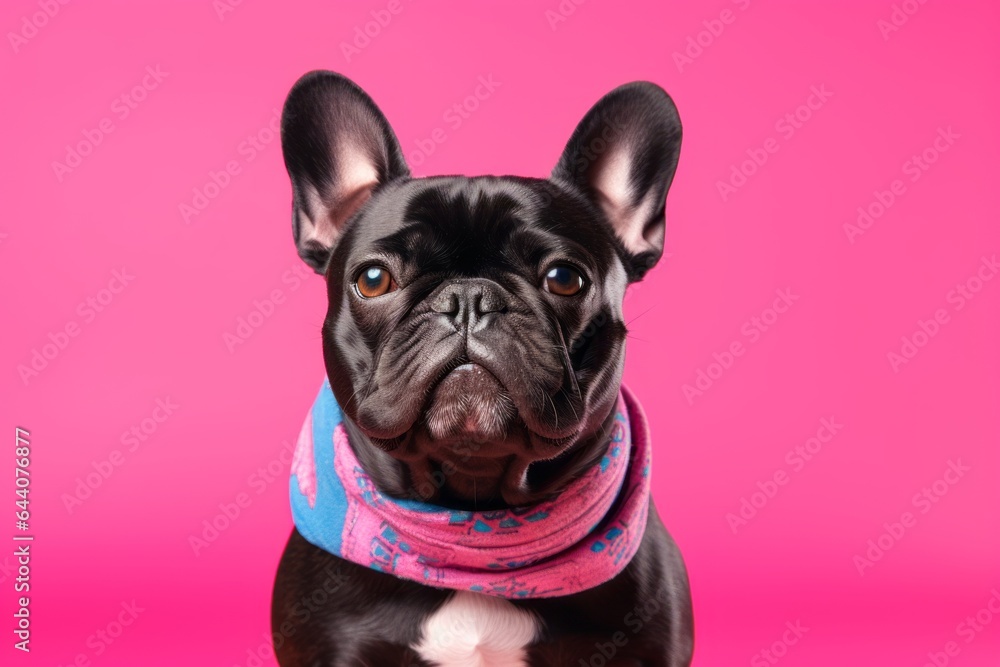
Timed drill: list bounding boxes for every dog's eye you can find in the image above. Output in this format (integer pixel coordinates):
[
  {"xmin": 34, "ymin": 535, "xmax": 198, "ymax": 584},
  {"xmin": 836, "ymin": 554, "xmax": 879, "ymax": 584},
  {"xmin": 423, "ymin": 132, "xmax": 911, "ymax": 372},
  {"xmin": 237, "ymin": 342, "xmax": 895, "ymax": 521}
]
[
  {"xmin": 355, "ymin": 266, "xmax": 395, "ymax": 298},
  {"xmin": 543, "ymin": 265, "xmax": 585, "ymax": 296}
]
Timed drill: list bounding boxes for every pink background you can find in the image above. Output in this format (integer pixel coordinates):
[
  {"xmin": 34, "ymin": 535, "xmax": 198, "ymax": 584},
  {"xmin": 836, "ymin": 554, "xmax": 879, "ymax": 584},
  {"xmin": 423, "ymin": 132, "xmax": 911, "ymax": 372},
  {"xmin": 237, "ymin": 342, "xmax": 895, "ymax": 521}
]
[{"xmin": 3, "ymin": 1, "xmax": 999, "ymax": 665}]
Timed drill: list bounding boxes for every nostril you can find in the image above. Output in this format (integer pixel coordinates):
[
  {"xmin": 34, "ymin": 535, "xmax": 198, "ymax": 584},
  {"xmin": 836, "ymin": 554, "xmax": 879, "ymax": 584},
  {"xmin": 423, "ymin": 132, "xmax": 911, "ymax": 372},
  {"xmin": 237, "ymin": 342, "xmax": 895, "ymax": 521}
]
[
  {"xmin": 474, "ymin": 290, "xmax": 505, "ymax": 315},
  {"xmin": 430, "ymin": 281, "xmax": 506, "ymax": 320},
  {"xmin": 432, "ymin": 292, "xmax": 460, "ymax": 316}
]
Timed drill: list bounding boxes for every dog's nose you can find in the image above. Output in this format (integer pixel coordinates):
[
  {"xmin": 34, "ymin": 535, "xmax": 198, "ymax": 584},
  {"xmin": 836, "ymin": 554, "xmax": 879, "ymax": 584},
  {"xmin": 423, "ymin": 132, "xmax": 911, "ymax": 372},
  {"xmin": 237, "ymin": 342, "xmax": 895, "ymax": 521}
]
[{"xmin": 430, "ymin": 279, "xmax": 506, "ymax": 329}]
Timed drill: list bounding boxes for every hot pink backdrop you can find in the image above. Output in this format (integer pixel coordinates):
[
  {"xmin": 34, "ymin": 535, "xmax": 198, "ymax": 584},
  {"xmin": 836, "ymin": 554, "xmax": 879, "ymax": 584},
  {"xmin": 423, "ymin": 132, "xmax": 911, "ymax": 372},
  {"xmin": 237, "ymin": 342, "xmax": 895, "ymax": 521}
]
[{"xmin": 2, "ymin": 1, "xmax": 998, "ymax": 665}]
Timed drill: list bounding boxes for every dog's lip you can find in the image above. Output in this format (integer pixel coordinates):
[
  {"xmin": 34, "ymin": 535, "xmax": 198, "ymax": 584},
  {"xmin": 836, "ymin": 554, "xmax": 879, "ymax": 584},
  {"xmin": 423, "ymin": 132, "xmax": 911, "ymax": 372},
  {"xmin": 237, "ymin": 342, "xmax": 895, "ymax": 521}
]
[
  {"xmin": 424, "ymin": 360, "xmax": 584, "ymax": 443},
  {"xmin": 356, "ymin": 361, "xmax": 502, "ymax": 446},
  {"xmin": 428, "ymin": 358, "xmax": 500, "ymax": 392},
  {"xmin": 360, "ymin": 358, "xmax": 583, "ymax": 447}
]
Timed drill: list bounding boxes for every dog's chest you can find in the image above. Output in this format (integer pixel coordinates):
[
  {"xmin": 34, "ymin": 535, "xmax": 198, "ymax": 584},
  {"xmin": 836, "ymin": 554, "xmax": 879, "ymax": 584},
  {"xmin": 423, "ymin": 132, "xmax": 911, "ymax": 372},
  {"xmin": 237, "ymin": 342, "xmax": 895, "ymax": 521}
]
[{"xmin": 412, "ymin": 591, "xmax": 540, "ymax": 667}]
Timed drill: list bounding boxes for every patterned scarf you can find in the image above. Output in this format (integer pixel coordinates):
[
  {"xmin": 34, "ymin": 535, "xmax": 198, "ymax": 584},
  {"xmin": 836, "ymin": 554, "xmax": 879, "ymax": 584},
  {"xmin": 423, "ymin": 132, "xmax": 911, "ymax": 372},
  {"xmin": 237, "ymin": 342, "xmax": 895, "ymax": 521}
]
[{"xmin": 289, "ymin": 379, "xmax": 651, "ymax": 599}]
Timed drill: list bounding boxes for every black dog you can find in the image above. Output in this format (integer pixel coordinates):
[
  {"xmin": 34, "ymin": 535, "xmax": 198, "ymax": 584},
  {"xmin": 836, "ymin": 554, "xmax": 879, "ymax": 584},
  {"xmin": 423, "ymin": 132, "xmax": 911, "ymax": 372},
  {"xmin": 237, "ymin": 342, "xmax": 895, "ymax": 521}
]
[{"xmin": 271, "ymin": 71, "xmax": 693, "ymax": 666}]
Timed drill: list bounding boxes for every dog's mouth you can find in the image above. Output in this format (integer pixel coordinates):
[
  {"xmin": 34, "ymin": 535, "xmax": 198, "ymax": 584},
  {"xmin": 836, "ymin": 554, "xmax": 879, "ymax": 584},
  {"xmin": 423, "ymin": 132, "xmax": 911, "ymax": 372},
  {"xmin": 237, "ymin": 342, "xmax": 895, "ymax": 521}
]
[
  {"xmin": 412, "ymin": 360, "xmax": 592, "ymax": 507},
  {"xmin": 366, "ymin": 355, "xmax": 582, "ymax": 454},
  {"xmin": 422, "ymin": 361, "xmax": 517, "ymax": 442},
  {"xmin": 354, "ymin": 346, "xmax": 594, "ymax": 509},
  {"xmin": 365, "ymin": 358, "xmax": 518, "ymax": 449}
]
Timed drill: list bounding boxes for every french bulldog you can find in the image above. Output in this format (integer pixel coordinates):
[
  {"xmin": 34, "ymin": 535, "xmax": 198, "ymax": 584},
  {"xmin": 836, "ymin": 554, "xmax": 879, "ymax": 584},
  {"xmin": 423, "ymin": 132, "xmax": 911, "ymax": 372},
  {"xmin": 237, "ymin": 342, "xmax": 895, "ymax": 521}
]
[{"xmin": 271, "ymin": 70, "xmax": 693, "ymax": 666}]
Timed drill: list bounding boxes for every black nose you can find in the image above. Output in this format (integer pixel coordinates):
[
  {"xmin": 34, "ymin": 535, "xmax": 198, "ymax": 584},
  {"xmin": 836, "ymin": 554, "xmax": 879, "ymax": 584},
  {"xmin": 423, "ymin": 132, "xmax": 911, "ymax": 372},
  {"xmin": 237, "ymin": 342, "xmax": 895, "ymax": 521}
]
[{"xmin": 430, "ymin": 279, "xmax": 506, "ymax": 329}]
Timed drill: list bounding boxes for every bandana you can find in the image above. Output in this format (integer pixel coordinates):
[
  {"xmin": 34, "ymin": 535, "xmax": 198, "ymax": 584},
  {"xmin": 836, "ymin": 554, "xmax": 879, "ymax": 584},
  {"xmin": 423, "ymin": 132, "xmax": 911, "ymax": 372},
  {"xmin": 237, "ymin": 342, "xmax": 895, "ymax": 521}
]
[{"xmin": 289, "ymin": 379, "xmax": 651, "ymax": 599}]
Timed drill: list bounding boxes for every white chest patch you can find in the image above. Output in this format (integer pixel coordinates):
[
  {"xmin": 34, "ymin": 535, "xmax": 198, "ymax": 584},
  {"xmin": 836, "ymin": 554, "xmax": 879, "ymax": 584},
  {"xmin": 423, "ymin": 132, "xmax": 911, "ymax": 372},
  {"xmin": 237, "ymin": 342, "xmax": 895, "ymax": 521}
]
[{"xmin": 412, "ymin": 591, "xmax": 540, "ymax": 667}]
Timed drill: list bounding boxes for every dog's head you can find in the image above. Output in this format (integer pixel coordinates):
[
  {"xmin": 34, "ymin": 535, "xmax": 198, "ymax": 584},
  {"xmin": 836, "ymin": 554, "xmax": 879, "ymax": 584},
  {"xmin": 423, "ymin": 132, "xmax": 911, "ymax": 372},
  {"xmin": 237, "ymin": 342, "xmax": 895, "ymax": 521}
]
[{"xmin": 280, "ymin": 71, "xmax": 681, "ymax": 509}]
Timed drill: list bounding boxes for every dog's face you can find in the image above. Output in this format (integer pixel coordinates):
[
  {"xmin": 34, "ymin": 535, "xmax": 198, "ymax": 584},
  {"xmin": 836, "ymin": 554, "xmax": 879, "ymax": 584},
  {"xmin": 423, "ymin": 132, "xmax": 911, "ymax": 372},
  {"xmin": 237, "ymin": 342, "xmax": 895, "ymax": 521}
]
[{"xmin": 281, "ymin": 72, "xmax": 681, "ymax": 509}]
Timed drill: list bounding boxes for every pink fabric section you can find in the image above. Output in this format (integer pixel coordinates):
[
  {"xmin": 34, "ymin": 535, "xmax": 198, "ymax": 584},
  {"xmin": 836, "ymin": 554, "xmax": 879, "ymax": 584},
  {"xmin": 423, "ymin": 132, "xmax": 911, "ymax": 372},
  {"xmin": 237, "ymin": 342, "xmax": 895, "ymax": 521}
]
[
  {"xmin": 290, "ymin": 410, "xmax": 317, "ymax": 507},
  {"xmin": 330, "ymin": 391, "xmax": 651, "ymax": 598}
]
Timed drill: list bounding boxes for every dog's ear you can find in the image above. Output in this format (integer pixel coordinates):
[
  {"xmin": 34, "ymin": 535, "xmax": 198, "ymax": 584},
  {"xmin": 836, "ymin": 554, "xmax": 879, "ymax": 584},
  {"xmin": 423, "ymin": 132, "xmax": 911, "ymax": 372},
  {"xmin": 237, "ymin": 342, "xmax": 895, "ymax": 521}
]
[
  {"xmin": 281, "ymin": 71, "xmax": 410, "ymax": 273},
  {"xmin": 552, "ymin": 82, "xmax": 682, "ymax": 281}
]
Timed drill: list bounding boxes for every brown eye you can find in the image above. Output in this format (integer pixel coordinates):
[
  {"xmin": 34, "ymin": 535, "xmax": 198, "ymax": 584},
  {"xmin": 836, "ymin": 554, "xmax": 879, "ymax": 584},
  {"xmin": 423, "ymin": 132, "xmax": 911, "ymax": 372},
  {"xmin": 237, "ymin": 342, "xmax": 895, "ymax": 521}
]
[
  {"xmin": 355, "ymin": 266, "xmax": 395, "ymax": 298},
  {"xmin": 543, "ymin": 265, "xmax": 585, "ymax": 296}
]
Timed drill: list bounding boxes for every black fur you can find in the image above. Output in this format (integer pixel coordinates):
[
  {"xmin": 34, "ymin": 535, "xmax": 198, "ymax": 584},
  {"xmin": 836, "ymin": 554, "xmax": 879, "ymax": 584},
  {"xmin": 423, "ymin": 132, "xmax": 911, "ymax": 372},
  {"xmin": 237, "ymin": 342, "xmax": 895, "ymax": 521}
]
[{"xmin": 272, "ymin": 70, "xmax": 693, "ymax": 666}]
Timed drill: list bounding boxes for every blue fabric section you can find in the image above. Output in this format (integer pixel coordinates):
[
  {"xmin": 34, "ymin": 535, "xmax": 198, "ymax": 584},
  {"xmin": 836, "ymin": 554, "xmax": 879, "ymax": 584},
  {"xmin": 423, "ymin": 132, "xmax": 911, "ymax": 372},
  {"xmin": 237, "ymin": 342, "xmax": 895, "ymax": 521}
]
[{"xmin": 290, "ymin": 379, "xmax": 348, "ymax": 555}]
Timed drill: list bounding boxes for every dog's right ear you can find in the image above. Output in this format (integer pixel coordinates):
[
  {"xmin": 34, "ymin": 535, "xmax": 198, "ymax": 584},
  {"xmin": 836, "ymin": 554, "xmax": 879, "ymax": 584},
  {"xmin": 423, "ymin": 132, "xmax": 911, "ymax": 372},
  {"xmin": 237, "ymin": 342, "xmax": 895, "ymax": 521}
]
[{"xmin": 281, "ymin": 71, "xmax": 410, "ymax": 273}]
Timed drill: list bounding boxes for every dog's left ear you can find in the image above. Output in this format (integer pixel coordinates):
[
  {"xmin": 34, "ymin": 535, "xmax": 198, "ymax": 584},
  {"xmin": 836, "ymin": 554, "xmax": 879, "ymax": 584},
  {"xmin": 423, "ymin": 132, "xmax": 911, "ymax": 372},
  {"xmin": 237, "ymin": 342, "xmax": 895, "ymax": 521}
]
[
  {"xmin": 552, "ymin": 82, "xmax": 682, "ymax": 280},
  {"xmin": 281, "ymin": 71, "xmax": 410, "ymax": 273}
]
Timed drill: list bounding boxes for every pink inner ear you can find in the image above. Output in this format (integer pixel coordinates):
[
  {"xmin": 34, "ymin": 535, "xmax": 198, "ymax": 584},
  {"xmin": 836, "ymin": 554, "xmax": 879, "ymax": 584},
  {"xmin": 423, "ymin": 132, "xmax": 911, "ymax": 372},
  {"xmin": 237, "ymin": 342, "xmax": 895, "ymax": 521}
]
[
  {"xmin": 291, "ymin": 412, "xmax": 317, "ymax": 507},
  {"xmin": 592, "ymin": 146, "xmax": 660, "ymax": 255},
  {"xmin": 297, "ymin": 143, "xmax": 381, "ymax": 253},
  {"xmin": 336, "ymin": 142, "xmax": 380, "ymax": 197}
]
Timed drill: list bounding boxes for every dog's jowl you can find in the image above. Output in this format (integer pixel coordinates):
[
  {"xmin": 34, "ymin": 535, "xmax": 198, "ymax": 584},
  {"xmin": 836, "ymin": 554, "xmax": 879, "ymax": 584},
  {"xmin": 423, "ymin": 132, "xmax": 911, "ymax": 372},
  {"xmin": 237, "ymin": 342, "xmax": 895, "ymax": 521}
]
[{"xmin": 271, "ymin": 70, "xmax": 694, "ymax": 666}]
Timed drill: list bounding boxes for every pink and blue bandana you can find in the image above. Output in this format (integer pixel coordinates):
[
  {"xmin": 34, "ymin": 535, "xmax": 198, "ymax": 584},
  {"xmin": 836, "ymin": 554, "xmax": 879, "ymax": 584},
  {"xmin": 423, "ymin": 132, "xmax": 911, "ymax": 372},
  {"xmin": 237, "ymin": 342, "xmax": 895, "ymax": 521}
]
[{"xmin": 289, "ymin": 379, "xmax": 652, "ymax": 599}]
